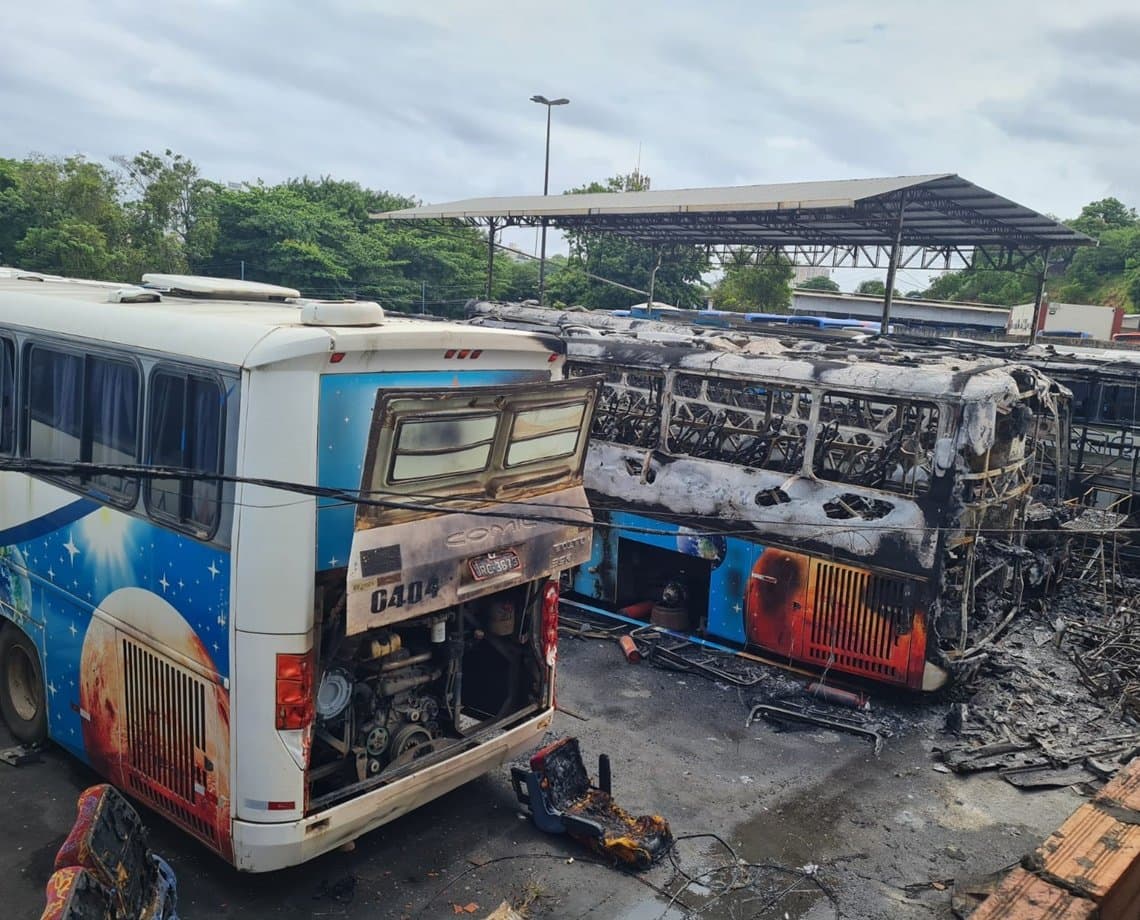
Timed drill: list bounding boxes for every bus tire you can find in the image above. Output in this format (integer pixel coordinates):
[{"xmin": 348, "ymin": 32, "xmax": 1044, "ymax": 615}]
[{"xmin": 0, "ymin": 624, "xmax": 48, "ymax": 744}]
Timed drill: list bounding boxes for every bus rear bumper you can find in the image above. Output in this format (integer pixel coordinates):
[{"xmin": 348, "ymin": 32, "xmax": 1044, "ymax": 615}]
[{"xmin": 230, "ymin": 709, "xmax": 554, "ymax": 872}]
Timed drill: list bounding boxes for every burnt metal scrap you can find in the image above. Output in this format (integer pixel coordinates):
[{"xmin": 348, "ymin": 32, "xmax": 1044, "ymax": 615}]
[
  {"xmin": 747, "ymin": 703, "xmax": 886, "ymax": 755},
  {"xmin": 1065, "ymin": 604, "xmax": 1140, "ymax": 724},
  {"xmin": 937, "ymin": 578, "xmax": 1140, "ymax": 782}
]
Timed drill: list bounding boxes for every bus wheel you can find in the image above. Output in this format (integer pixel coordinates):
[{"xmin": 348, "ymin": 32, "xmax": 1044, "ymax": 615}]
[{"xmin": 0, "ymin": 625, "xmax": 48, "ymax": 744}]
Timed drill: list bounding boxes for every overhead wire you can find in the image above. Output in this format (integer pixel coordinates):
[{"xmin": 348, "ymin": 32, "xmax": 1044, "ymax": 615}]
[{"xmin": 0, "ymin": 457, "xmax": 1131, "ymax": 541}]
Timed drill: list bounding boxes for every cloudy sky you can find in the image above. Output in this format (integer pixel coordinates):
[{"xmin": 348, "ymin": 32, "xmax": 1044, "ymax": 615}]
[{"xmin": 3, "ymin": 1, "xmax": 1138, "ymax": 288}]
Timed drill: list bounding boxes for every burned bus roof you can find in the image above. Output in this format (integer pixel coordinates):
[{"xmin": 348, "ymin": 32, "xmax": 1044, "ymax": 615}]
[
  {"xmin": 568, "ymin": 338, "xmax": 1026, "ymax": 403},
  {"xmin": 466, "ymin": 302, "xmax": 1029, "ymax": 405}
]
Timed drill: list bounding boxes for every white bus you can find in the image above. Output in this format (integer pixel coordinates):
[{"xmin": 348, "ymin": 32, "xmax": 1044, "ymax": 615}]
[{"xmin": 0, "ymin": 269, "xmax": 598, "ymax": 871}]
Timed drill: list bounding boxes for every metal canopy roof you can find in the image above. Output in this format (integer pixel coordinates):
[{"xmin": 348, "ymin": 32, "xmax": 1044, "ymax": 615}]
[{"xmin": 372, "ymin": 173, "xmax": 1092, "ymax": 268}]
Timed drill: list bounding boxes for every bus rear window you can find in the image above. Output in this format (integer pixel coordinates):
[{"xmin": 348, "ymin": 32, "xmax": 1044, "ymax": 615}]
[
  {"xmin": 390, "ymin": 414, "xmax": 496, "ymax": 482},
  {"xmin": 506, "ymin": 402, "xmax": 586, "ymax": 467},
  {"xmin": 357, "ymin": 377, "xmax": 600, "ymax": 526}
]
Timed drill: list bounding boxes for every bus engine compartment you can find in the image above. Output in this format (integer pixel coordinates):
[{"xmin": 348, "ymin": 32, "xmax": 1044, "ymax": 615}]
[{"xmin": 307, "ymin": 576, "xmax": 550, "ymax": 806}]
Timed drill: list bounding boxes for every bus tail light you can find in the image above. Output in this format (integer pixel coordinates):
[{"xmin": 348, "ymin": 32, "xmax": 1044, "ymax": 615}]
[
  {"xmin": 541, "ymin": 580, "xmax": 559, "ymax": 668},
  {"xmin": 276, "ymin": 651, "xmax": 314, "ymax": 730}
]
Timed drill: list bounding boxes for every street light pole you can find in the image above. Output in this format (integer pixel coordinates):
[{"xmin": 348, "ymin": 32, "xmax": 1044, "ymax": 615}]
[{"xmin": 531, "ymin": 94, "xmax": 569, "ymax": 305}]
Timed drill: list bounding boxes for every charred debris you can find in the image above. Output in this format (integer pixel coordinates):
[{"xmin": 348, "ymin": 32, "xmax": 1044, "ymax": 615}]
[{"xmin": 468, "ymin": 301, "xmax": 1139, "ymax": 776}]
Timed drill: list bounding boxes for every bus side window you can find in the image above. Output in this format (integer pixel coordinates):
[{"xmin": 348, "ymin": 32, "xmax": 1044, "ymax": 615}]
[
  {"xmin": 0, "ymin": 338, "xmax": 13, "ymax": 454},
  {"xmin": 25, "ymin": 346, "xmax": 140, "ymax": 504},
  {"xmin": 1065, "ymin": 379, "xmax": 1092, "ymax": 423},
  {"xmin": 146, "ymin": 370, "xmax": 224, "ymax": 538}
]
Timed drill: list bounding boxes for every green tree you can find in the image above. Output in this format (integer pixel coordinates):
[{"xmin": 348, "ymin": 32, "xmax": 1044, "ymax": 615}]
[
  {"xmin": 1070, "ymin": 198, "xmax": 1138, "ymax": 238},
  {"xmin": 1054, "ymin": 226, "xmax": 1140, "ymax": 307},
  {"xmin": 556, "ymin": 171, "xmax": 709, "ymax": 309},
  {"xmin": 798, "ymin": 274, "xmax": 840, "ymax": 292},
  {"xmin": 493, "ymin": 254, "xmax": 544, "ymax": 302},
  {"xmin": 712, "ymin": 250, "xmax": 794, "ymax": 312},
  {"xmin": 15, "ymin": 220, "xmax": 112, "ymax": 278},
  {"xmin": 0, "ymin": 155, "xmax": 126, "ymax": 277},
  {"xmin": 921, "ymin": 269, "xmax": 1037, "ymax": 306},
  {"xmin": 197, "ymin": 184, "xmax": 377, "ymax": 292},
  {"xmin": 112, "ymin": 149, "xmax": 218, "ymax": 274},
  {"xmin": 854, "ymin": 279, "xmax": 901, "ymax": 297}
]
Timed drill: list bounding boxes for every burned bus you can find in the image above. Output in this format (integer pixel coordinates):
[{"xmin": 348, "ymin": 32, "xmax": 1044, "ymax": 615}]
[
  {"xmin": 892, "ymin": 337, "xmax": 1140, "ymax": 566},
  {"xmin": 561, "ymin": 336, "xmax": 1068, "ymax": 691}
]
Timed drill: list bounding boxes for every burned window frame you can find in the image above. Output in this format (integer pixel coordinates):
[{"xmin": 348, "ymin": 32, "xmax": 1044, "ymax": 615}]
[
  {"xmin": 666, "ymin": 372, "xmax": 812, "ymax": 474},
  {"xmin": 570, "ymin": 362, "xmax": 665, "ymax": 449},
  {"xmin": 813, "ymin": 391, "xmax": 942, "ymax": 496}
]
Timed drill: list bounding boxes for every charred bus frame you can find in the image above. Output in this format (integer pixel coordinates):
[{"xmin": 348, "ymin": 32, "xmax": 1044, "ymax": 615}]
[{"xmin": 557, "ymin": 333, "xmax": 1068, "ymax": 691}]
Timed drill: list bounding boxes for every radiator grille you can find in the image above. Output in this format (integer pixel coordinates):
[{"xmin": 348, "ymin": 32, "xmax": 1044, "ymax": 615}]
[
  {"xmin": 807, "ymin": 562, "xmax": 913, "ymax": 679},
  {"xmin": 122, "ymin": 639, "xmax": 209, "ymax": 819},
  {"xmin": 126, "ymin": 775, "xmax": 214, "ymax": 841}
]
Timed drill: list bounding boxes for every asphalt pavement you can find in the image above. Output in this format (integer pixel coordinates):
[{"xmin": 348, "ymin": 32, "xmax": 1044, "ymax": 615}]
[{"xmin": 2, "ymin": 631, "xmax": 1081, "ymax": 919}]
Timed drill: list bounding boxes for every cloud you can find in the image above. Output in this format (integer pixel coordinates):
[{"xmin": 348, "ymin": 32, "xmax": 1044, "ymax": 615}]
[
  {"xmin": 1, "ymin": 0, "xmax": 1139, "ymax": 225},
  {"xmin": 1051, "ymin": 14, "xmax": 1140, "ymax": 62}
]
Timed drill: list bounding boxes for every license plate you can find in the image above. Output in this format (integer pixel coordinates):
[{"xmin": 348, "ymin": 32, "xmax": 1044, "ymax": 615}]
[{"xmin": 469, "ymin": 550, "xmax": 521, "ymax": 581}]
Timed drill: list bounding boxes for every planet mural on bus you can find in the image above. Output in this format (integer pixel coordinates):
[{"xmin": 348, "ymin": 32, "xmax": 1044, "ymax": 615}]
[
  {"xmin": 80, "ymin": 587, "xmax": 231, "ymax": 853},
  {"xmin": 0, "ymin": 546, "xmax": 32, "ymax": 628},
  {"xmin": 676, "ymin": 528, "xmax": 727, "ymax": 566}
]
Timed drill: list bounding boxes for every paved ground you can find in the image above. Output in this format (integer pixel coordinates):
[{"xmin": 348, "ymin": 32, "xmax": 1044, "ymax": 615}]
[{"xmin": 3, "ymin": 631, "xmax": 1081, "ymax": 919}]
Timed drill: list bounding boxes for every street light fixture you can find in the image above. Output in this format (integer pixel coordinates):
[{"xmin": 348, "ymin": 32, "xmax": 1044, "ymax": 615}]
[{"xmin": 531, "ymin": 94, "xmax": 569, "ymax": 305}]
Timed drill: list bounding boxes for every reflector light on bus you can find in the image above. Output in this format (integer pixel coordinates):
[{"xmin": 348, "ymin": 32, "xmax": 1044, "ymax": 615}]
[
  {"xmin": 329, "ymin": 352, "xmax": 346, "ymax": 364},
  {"xmin": 541, "ymin": 580, "xmax": 559, "ymax": 668},
  {"xmin": 276, "ymin": 651, "xmax": 314, "ymax": 730}
]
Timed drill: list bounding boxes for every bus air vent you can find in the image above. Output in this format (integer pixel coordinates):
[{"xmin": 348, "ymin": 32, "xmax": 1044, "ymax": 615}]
[
  {"xmin": 121, "ymin": 639, "xmax": 217, "ymax": 846},
  {"xmin": 140, "ymin": 273, "xmax": 301, "ymax": 301},
  {"xmin": 806, "ymin": 561, "xmax": 918, "ymax": 683},
  {"xmin": 295, "ymin": 299, "xmax": 385, "ymax": 326}
]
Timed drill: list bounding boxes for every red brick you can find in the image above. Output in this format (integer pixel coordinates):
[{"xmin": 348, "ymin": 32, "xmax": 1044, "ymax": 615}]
[
  {"xmin": 1095, "ymin": 757, "xmax": 1140, "ymax": 816},
  {"xmin": 1036, "ymin": 801, "xmax": 1140, "ymax": 920},
  {"xmin": 970, "ymin": 867, "xmax": 1095, "ymax": 920}
]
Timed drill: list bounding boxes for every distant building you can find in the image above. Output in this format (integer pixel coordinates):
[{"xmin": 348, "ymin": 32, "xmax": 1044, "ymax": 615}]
[
  {"xmin": 790, "ymin": 290, "xmax": 1009, "ymax": 334},
  {"xmin": 792, "ymin": 266, "xmax": 833, "ymax": 285},
  {"xmin": 1006, "ymin": 298, "xmax": 1124, "ymax": 340}
]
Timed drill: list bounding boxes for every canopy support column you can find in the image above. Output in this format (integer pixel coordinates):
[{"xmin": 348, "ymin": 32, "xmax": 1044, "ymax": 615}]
[
  {"xmin": 485, "ymin": 218, "xmax": 498, "ymax": 300},
  {"xmin": 647, "ymin": 249, "xmax": 663, "ymax": 309},
  {"xmin": 1028, "ymin": 246, "xmax": 1051, "ymax": 347},
  {"xmin": 880, "ymin": 205, "xmax": 906, "ymax": 334}
]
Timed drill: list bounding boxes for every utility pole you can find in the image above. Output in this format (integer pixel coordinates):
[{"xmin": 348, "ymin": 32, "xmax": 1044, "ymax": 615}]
[
  {"xmin": 530, "ymin": 95, "xmax": 569, "ymax": 305},
  {"xmin": 1028, "ymin": 247, "xmax": 1052, "ymax": 346}
]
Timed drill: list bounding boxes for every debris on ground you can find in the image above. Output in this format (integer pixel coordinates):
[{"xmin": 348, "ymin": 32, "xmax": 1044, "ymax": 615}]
[
  {"xmin": 937, "ymin": 580, "xmax": 1140, "ymax": 785},
  {"xmin": 313, "ymin": 875, "xmax": 357, "ymax": 904},
  {"xmin": 561, "ymin": 567, "xmax": 1140, "ymax": 791},
  {"xmin": 510, "ymin": 737, "xmax": 673, "ymax": 870},
  {"xmin": 40, "ymin": 784, "xmax": 177, "ymax": 920},
  {"xmin": 748, "ymin": 702, "xmax": 887, "ymax": 755},
  {"xmin": 966, "ymin": 755, "xmax": 1140, "ymax": 919},
  {"xmin": 0, "ymin": 742, "xmax": 42, "ymax": 767},
  {"xmin": 481, "ymin": 902, "xmax": 523, "ymax": 920}
]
